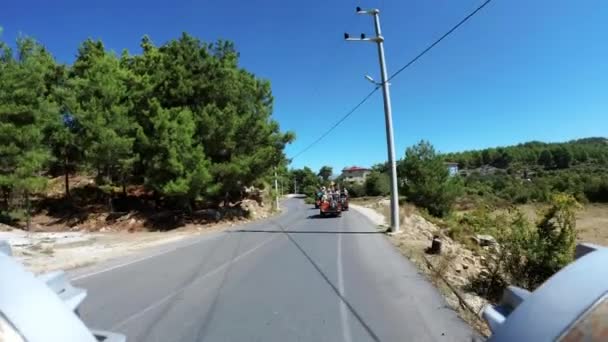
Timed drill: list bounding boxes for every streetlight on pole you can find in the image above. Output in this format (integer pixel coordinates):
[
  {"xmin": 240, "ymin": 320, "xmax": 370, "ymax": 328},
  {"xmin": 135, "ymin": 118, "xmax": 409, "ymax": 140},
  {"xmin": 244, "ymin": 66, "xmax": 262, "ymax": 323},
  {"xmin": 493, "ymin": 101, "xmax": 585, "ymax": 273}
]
[{"xmin": 345, "ymin": 7, "xmax": 400, "ymax": 233}]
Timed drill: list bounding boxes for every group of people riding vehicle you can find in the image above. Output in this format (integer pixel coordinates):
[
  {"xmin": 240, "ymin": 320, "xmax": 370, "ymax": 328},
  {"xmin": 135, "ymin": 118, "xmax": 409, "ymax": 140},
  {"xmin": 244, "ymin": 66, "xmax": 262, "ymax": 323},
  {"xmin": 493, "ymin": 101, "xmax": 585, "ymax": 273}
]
[{"xmin": 315, "ymin": 182, "xmax": 349, "ymax": 217}]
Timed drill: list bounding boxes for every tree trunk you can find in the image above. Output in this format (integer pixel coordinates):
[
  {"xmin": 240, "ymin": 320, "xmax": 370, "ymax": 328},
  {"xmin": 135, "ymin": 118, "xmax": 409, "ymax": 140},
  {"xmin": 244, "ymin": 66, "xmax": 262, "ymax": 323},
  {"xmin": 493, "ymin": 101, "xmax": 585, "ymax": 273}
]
[
  {"xmin": 153, "ymin": 191, "xmax": 160, "ymax": 210},
  {"xmin": 122, "ymin": 176, "xmax": 127, "ymax": 197},
  {"xmin": 64, "ymin": 154, "xmax": 71, "ymax": 199},
  {"xmin": 25, "ymin": 190, "xmax": 31, "ymax": 231},
  {"xmin": 1, "ymin": 187, "xmax": 9, "ymax": 211}
]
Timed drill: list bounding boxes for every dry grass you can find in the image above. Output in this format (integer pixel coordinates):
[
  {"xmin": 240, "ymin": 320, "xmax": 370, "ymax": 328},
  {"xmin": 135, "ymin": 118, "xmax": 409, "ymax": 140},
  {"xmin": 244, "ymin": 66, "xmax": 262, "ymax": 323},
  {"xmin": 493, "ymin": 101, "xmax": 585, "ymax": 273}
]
[
  {"xmin": 349, "ymin": 196, "xmax": 385, "ymax": 207},
  {"xmin": 491, "ymin": 203, "xmax": 608, "ymax": 245},
  {"xmin": 572, "ymin": 204, "xmax": 608, "ymax": 244},
  {"xmin": 379, "ymin": 202, "xmax": 416, "ymax": 226}
]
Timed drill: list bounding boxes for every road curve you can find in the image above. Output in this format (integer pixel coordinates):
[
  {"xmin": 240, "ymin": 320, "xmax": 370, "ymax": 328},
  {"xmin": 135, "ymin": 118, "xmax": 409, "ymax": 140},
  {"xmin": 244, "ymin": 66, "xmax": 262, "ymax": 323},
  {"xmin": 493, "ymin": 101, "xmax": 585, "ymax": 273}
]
[{"xmin": 74, "ymin": 198, "xmax": 477, "ymax": 341}]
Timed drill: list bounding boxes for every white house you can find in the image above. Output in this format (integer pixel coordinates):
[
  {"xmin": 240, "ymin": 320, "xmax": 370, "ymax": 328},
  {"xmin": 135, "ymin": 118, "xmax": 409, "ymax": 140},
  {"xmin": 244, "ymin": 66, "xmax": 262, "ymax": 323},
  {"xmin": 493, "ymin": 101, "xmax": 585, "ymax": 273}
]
[
  {"xmin": 445, "ymin": 162, "xmax": 459, "ymax": 176},
  {"xmin": 341, "ymin": 166, "xmax": 371, "ymax": 184}
]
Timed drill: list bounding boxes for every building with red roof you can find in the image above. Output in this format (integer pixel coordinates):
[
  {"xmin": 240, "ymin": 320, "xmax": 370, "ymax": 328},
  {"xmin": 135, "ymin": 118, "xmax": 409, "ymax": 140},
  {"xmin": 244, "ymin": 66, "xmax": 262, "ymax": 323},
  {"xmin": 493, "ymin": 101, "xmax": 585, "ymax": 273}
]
[{"xmin": 341, "ymin": 166, "xmax": 371, "ymax": 184}]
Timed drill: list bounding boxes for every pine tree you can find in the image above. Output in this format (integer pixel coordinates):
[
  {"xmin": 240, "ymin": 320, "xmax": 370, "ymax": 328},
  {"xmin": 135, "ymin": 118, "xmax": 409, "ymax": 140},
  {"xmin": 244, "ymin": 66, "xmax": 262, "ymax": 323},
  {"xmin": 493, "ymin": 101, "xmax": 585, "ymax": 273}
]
[
  {"xmin": 0, "ymin": 37, "xmax": 56, "ymax": 227},
  {"xmin": 69, "ymin": 39, "xmax": 138, "ymax": 192}
]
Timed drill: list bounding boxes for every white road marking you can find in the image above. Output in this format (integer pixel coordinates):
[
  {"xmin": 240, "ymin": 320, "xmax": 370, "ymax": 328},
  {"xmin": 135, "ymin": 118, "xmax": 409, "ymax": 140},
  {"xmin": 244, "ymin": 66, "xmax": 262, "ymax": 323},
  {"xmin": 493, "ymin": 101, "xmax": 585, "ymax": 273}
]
[
  {"xmin": 71, "ymin": 207, "xmax": 290, "ymax": 281},
  {"xmin": 337, "ymin": 233, "xmax": 353, "ymax": 342},
  {"xmin": 71, "ymin": 235, "xmax": 214, "ymax": 281},
  {"xmin": 110, "ymin": 234, "xmax": 280, "ymax": 330}
]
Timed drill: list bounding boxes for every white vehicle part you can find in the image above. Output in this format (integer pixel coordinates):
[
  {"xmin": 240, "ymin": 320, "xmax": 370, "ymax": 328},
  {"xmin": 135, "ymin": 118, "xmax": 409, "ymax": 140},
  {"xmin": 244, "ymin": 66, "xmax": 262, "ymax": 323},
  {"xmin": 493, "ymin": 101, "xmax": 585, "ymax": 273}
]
[
  {"xmin": 0, "ymin": 312, "xmax": 25, "ymax": 342},
  {"xmin": 0, "ymin": 244, "xmax": 125, "ymax": 342},
  {"xmin": 483, "ymin": 243, "xmax": 608, "ymax": 341}
]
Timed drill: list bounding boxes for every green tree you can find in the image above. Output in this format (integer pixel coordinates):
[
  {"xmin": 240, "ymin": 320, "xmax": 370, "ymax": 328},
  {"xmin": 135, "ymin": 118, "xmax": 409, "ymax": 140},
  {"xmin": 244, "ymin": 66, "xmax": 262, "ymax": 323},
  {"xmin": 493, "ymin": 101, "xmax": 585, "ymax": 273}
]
[
  {"xmin": 0, "ymin": 37, "xmax": 56, "ymax": 226},
  {"xmin": 1, "ymin": 31, "xmax": 297, "ymax": 224},
  {"xmin": 538, "ymin": 149, "xmax": 554, "ymax": 170},
  {"xmin": 482, "ymin": 149, "xmax": 495, "ymax": 165},
  {"xmin": 345, "ymin": 182, "xmax": 365, "ymax": 198},
  {"xmin": 127, "ymin": 34, "xmax": 294, "ymax": 201},
  {"xmin": 552, "ymin": 146, "xmax": 572, "ymax": 169},
  {"xmin": 318, "ymin": 166, "xmax": 333, "ymax": 182},
  {"xmin": 69, "ymin": 39, "xmax": 138, "ymax": 193},
  {"xmin": 398, "ymin": 141, "xmax": 462, "ymax": 217},
  {"xmin": 141, "ymin": 101, "xmax": 214, "ymax": 209},
  {"xmin": 371, "ymin": 162, "xmax": 389, "ymax": 173},
  {"xmin": 290, "ymin": 167, "xmax": 319, "ymax": 196},
  {"xmin": 44, "ymin": 63, "xmax": 83, "ymax": 199},
  {"xmin": 364, "ymin": 171, "xmax": 390, "ymax": 196},
  {"xmin": 45, "ymin": 112, "xmax": 81, "ymax": 198},
  {"xmin": 492, "ymin": 148, "xmax": 512, "ymax": 169}
]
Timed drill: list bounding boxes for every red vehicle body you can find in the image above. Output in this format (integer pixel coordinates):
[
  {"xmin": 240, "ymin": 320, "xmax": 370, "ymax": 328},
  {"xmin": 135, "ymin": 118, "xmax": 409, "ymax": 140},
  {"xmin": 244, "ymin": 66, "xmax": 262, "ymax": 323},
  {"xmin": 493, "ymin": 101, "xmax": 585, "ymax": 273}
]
[{"xmin": 319, "ymin": 194, "xmax": 342, "ymax": 217}]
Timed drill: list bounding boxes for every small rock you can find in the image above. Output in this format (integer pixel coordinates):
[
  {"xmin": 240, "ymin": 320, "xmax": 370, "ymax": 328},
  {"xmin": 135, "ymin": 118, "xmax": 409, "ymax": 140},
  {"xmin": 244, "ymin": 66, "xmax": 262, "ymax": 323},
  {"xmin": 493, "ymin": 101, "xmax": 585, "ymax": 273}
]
[
  {"xmin": 448, "ymin": 275, "xmax": 467, "ymax": 286},
  {"xmin": 463, "ymin": 256, "xmax": 475, "ymax": 265},
  {"xmin": 474, "ymin": 234, "xmax": 497, "ymax": 247},
  {"xmin": 462, "ymin": 263, "xmax": 469, "ymax": 270},
  {"xmin": 426, "ymin": 236, "xmax": 442, "ymax": 255},
  {"xmin": 480, "ymin": 256, "xmax": 488, "ymax": 266},
  {"xmin": 422, "ymin": 231, "xmax": 434, "ymax": 239}
]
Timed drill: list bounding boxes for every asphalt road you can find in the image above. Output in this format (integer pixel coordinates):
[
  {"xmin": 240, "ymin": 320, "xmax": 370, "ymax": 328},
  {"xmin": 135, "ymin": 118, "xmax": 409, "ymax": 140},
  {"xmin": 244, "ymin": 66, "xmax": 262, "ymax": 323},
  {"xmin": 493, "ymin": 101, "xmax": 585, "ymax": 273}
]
[{"xmin": 73, "ymin": 198, "xmax": 477, "ymax": 341}]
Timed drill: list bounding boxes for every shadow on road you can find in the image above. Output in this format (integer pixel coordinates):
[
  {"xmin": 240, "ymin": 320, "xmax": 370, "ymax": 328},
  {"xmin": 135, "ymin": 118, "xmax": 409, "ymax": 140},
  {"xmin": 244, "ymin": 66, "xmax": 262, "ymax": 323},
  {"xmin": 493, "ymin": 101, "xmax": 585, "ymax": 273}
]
[
  {"xmin": 274, "ymin": 222, "xmax": 381, "ymax": 342},
  {"xmin": 231, "ymin": 229, "xmax": 382, "ymax": 235},
  {"xmin": 230, "ymin": 218, "xmax": 382, "ymax": 341},
  {"xmin": 307, "ymin": 214, "xmax": 338, "ymax": 219}
]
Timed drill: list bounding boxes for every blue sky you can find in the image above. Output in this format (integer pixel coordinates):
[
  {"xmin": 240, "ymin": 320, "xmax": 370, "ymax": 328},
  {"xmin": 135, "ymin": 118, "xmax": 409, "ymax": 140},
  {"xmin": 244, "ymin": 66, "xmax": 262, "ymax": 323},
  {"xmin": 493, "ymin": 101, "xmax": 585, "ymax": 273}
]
[{"xmin": 2, "ymin": 0, "xmax": 607, "ymax": 174}]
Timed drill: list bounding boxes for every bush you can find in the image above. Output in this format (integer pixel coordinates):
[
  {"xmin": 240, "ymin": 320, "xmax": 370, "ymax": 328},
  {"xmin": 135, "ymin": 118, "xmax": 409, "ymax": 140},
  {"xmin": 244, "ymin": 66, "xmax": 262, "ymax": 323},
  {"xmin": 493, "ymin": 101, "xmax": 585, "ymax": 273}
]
[
  {"xmin": 464, "ymin": 194, "xmax": 580, "ymax": 301},
  {"xmin": 345, "ymin": 182, "xmax": 365, "ymax": 197},
  {"xmin": 302, "ymin": 185, "xmax": 318, "ymax": 199},
  {"xmin": 364, "ymin": 171, "xmax": 390, "ymax": 196},
  {"xmin": 583, "ymin": 176, "xmax": 608, "ymax": 202},
  {"xmin": 477, "ymin": 194, "xmax": 580, "ymax": 295}
]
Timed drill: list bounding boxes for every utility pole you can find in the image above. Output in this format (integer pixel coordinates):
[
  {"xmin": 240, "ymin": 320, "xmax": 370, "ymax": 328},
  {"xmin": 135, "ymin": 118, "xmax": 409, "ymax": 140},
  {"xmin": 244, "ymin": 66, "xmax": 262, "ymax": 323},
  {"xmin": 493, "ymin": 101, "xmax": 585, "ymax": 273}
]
[
  {"xmin": 274, "ymin": 168, "xmax": 280, "ymax": 210},
  {"xmin": 345, "ymin": 7, "xmax": 400, "ymax": 232},
  {"xmin": 294, "ymin": 179, "xmax": 298, "ymax": 194}
]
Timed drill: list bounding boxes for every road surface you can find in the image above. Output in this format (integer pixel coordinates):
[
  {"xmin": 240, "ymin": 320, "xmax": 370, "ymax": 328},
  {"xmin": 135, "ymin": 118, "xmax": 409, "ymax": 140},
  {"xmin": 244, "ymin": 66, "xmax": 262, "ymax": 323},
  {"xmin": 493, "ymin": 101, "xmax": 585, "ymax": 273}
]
[{"xmin": 73, "ymin": 198, "xmax": 477, "ymax": 341}]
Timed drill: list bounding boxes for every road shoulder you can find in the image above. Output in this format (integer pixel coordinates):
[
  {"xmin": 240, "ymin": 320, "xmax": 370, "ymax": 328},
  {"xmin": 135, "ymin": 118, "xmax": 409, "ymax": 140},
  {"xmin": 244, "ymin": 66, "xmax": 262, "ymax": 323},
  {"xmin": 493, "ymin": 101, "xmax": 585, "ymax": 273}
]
[{"xmin": 349, "ymin": 201, "xmax": 490, "ymax": 337}]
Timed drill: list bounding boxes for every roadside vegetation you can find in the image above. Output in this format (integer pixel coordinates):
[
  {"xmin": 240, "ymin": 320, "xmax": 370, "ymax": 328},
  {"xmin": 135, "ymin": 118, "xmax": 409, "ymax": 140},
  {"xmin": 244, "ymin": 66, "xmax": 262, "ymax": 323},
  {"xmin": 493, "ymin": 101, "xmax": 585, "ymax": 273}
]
[
  {"xmin": 348, "ymin": 137, "xmax": 607, "ymax": 308},
  {"xmin": 0, "ymin": 33, "xmax": 294, "ymax": 230}
]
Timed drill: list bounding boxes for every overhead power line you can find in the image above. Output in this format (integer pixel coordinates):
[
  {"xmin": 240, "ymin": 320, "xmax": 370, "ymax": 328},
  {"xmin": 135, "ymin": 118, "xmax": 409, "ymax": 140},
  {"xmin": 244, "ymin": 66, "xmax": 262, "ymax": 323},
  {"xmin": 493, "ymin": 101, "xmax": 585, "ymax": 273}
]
[
  {"xmin": 290, "ymin": 0, "xmax": 494, "ymax": 160},
  {"xmin": 387, "ymin": 0, "xmax": 493, "ymax": 82},
  {"xmin": 290, "ymin": 87, "xmax": 380, "ymax": 160}
]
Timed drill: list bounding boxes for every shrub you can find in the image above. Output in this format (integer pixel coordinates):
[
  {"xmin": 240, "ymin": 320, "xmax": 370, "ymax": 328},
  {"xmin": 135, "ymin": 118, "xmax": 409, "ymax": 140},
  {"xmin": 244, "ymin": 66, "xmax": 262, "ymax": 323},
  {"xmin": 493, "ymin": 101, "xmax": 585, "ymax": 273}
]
[
  {"xmin": 398, "ymin": 141, "xmax": 463, "ymax": 217},
  {"xmin": 345, "ymin": 182, "xmax": 365, "ymax": 197},
  {"xmin": 466, "ymin": 194, "xmax": 580, "ymax": 301},
  {"xmin": 480, "ymin": 194, "xmax": 579, "ymax": 294},
  {"xmin": 364, "ymin": 171, "xmax": 390, "ymax": 196}
]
